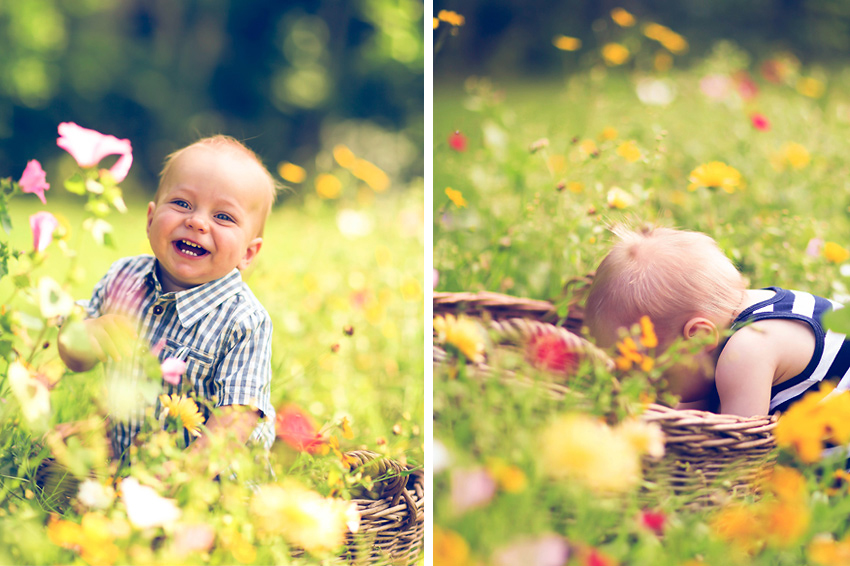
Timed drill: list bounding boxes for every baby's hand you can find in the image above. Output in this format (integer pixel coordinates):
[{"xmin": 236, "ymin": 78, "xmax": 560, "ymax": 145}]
[{"xmin": 85, "ymin": 314, "xmax": 137, "ymax": 362}]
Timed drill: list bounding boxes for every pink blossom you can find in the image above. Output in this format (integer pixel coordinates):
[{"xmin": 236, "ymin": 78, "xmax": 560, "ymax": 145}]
[
  {"xmin": 491, "ymin": 534, "xmax": 570, "ymax": 566},
  {"xmin": 19, "ymin": 160, "xmax": 50, "ymax": 204},
  {"xmin": 750, "ymin": 113, "xmax": 771, "ymax": 131},
  {"xmin": 450, "ymin": 467, "xmax": 496, "ymax": 514},
  {"xmin": 29, "ymin": 211, "xmax": 59, "ymax": 252},
  {"xmin": 734, "ymin": 71, "xmax": 759, "ymax": 100},
  {"xmin": 56, "ymin": 122, "xmax": 133, "ymax": 182},
  {"xmin": 699, "ymin": 74, "xmax": 732, "ymax": 100},
  {"xmin": 640, "ymin": 509, "xmax": 666, "ymax": 536},
  {"xmin": 448, "ymin": 131, "xmax": 467, "ymax": 152},
  {"xmin": 433, "ymin": 269, "xmax": 439, "ymax": 289},
  {"xmin": 160, "ymin": 357, "xmax": 186, "ymax": 385},
  {"xmin": 173, "ymin": 524, "xmax": 216, "ymax": 556},
  {"xmin": 806, "ymin": 238, "xmax": 824, "ymax": 257}
]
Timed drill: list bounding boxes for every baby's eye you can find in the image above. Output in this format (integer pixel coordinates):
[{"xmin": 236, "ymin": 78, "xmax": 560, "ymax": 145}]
[
  {"xmin": 215, "ymin": 213, "xmax": 234, "ymax": 222},
  {"xmin": 171, "ymin": 199, "xmax": 190, "ymax": 209}
]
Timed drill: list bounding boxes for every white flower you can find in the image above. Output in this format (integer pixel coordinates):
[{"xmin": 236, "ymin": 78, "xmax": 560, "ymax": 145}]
[
  {"xmin": 121, "ymin": 477, "xmax": 181, "ymax": 529},
  {"xmin": 77, "ymin": 479, "xmax": 115, "ymax": 509},
  {"xmin": 336, "ymin": 210, "xmax": 372, "ymax": 238},
  {"xmin": 82, "ymin": 218, "xmax": 113, "ymax": 246},
  {"xmin": 38, "ymin": 276, "xmax": 75, "ymax": 319},
  {"xmin": 8, "ymin": 361, "xmax": 50, "ymax": 431},
  {"xmin": 636, "ymin": 78, "xmax": 676, "ymax": 106}
]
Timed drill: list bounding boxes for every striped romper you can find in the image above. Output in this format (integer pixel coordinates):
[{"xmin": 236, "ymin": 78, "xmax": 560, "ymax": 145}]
[{"xmin": 729, "ymin": 286, "xmax": 848, "ymax": 414}]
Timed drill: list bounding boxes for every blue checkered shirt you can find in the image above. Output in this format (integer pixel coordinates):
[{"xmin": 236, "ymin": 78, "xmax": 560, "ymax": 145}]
[{"xmin": 81, "ymin": 255, "xmax": 275, "ymax": 459}]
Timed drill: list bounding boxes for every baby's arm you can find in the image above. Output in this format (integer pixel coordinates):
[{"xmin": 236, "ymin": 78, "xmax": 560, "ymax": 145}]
[
  {"xmin": 58, "ymin": 314, "xmax": 137, "ymax": 372},
  {"xmin": 714, "ymin": 325, "xmax": 778, "ymax": 416}
]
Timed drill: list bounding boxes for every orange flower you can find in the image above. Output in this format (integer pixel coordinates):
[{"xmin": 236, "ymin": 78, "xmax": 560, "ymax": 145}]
[
  {"xmin": 553, "ymin": 35, "xmax": 582, "ymax": 51},
  {"xmin": 610, "ymin": 8, "xmax": 636, "ymax": 27},
  {"xmin": 601, "ymin": 43, "xmax": 630, "ymax": 66}
]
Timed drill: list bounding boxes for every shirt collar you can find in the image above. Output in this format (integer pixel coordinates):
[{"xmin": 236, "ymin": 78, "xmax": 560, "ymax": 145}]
[{"xmin": 143, "ymin": 260, "xmax": 244, "ymax": 327}]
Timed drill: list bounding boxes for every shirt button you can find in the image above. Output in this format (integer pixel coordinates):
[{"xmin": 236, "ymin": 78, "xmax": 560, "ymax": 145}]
[{"xmin": 153, "ymin": 305, "xmax": 164, "ymax": 315}]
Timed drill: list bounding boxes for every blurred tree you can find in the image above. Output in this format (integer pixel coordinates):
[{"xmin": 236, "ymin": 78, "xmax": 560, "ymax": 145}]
[
  {"xmin": 434, "ymin": 0, "xmax": 850, "ymax": 79},
  {"xmin": 0, "ymin": 0, "xmax": 423, "ymax": 198}
]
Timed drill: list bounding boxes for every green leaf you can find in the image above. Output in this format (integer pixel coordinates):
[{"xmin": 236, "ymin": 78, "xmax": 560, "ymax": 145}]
[
  {"xmin": 823, "ymin": 308, "xmax": 850, "ymax": 335},
  {"xmin": 64, "ymin": 173, "xmax": 86, "ymax": 195},
  {"xmin": 0, "ymin": 199, "xmax": 12, "ymax": 234}
]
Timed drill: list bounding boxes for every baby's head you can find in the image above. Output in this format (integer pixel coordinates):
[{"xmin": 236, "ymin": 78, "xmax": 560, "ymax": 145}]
[
  {"xmin": 585, "ymin": 225, "xmax": 745, "ymax": 350},
  {"xmin": 146, "ymin": 136, "xmax": 278, "ymax": 293}
]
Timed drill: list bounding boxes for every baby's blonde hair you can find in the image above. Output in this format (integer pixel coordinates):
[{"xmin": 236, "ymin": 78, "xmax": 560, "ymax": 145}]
[
  {"xmin": 585, "ymin": 225, "xmax": 745, "ymax": 348},
  {"xmin": 155, "ymin": 135, "xmax": 278, "ymax": 234}
]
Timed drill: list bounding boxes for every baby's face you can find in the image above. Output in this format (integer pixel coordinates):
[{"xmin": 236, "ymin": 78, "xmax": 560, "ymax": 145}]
[{"xmin": 146, "ymin": 146, "xmax": 268, "ymax": 293}]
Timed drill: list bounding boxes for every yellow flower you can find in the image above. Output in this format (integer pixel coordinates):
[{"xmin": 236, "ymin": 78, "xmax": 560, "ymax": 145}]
[
  {"xmin": 553, "ymin": 35, "xmax": 582, "ymax": 51},
  {"xmin": 601, "ymin": 43, "xmax": 630, "ymax": 66},
  {"xmin": 578, "ymin": 139, "xmax": 598, "ymax": 158},
  {"xmin": 710, "ymin": 505, "xmax": 764, "ymax": 554},
  {"xmin": 548, "ymin": 154, "xmax": 567, "ymax": 174},
  {"xmin": 809, "ymin": 534, "xmax": 850, "ymax": 565},
  {"xmin": 438, "ymin": 10, "xmax": 465, "ymax": 26},
  {"xmin": 774, "ymin": 383, "xmax": 850, "ymax": 463},
  {"xmin": 159, "ymin": 394, "xmax": 204, "ymax": 437},
  {"xmin": 775, "ymin": 142, "xmax": 811, "ymax": 170},
  {"xmin": 539, "ymin": 414, "xmax": 641, "ymax": 493},
  {"xmin": 351, "ymin": 158, "xmax": 390, "ymax": 192},
  {"xmin": 433, "ymin": 527, "xmax": 470, "ymax": 566},
  {"xmin": 639, "ymin": 315, "xmax": 658, "ymax": 348},
  {"xmin": 487, "ymin": 459, "xmax": 528, "ymax": 493},
  {"xmin": 278, "ymin": 162, "xmax": 306, "ymax": 184},
  {"xmin": 616, "ymin": 140, "xmax": 641, "ymax": 163},
  {"xmin": 610, "ymin": 8, "xmax": 636, "ymax": 27},
  {"xmin": 617, "ymin": 418, "xmax": 664, "ymax": 459},
  {"xmin": 333, "ymin": 144, "xmax": 356, "ymax": 169},
  {"xmin": 315, "ymin": 173, "xmax": 343, "ymax": 199},
  {"xmin": 824, "ymin": 242, "xmax": 850, "ymax": 264},
  {"xmin": 687, "ymin": 161, "xmax": 743, "ymax": 193},
  {"xmin": 643, "ymin": 23, "xmax": 688, "ymax": 53},
  {"xmin": 251, "ymin": 482, "xmax": 359, "ymax": 556},
  {"xmin": 607, "ymin": 186, "xmax": 634, "ymax": 209},
  {"xmin": 48, "ymin": 513, "xmax": 122, "ymax": 566},
  {"xmin": 566, "ymin": 181, "xmax": 584, "ymax": 194},
  {"xmin": 433, "ymin": 314, "xmax": 486, "ymax": 363},
  {"xmin": 764, "ymin": 500, "xmax": 810, "ymax": 547},
  {"xmin": 433, "ymin": 17, "xmax": 439, "ymax": 29},
  {"xmin": 445, "ymin": 187, "xmax": 467, "ymax": 208},
  {"xmin": 598, "ymin": 126, "xmax": 618, "ymax": 141},
  {"xmin": 766, "ymin": 466, "xmax": 807, "ymax": 502},
  {"xmin": 797, "ymin": 77, "xmax": 825, "ymax": 98}
]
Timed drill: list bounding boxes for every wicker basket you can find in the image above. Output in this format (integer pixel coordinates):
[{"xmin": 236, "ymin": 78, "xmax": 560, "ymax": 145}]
[
  {"xmin": 343, "ymin": 451, "xmax": 425, "ymax": 566},
  {"xmin": 433, "ymin": 290, "xmax": 779, "ymax": 504}
]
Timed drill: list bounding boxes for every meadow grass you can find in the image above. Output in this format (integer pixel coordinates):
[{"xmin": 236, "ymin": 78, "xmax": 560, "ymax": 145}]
[{"xmin": 433, "ymin": 61, "xmax": 850, "ymax": 565}]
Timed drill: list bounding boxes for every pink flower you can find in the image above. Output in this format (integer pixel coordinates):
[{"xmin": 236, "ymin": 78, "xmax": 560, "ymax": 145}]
[
  {"xmin": 450, "ymin": 467, "xmax": 496, "ymax": 514},
  {"xmin": 734, "ymin": 71, "xmax": 759, "ymax": 100},
  {"xmin": 433, "ymin": 269, "xmax": 440, "ymax": 289},
  {"xmin": 160, "ymin": 358, "xmax": 186, "ymax": 385},
  {"xmin": 492, "ymin": 534, "xmax": 570, "ymax": 566},
  {"xmin": 29, "ymin": 211, "xmax": 59, "ymax": 252},
  {"xmin": 173, "ymin": 524, "xmax": 216, "ymax": 556},
  {"xmin": 699, "ymin": 74, "xmax": 732, "ymax": 100},
  {"xmin": 275, "ymin": 403, "xmax": 325, "ymax": 453},
  {"xmin": 56, "ymin": 122, "xmax": 133, "ymax": 182},
  {"xmin": 640, "ymin": 509, "xmax": 666, "ymax": 536},
  {"xmin": 448, "ymin": 131, "xmax": 467, "ymax": 152},
  {"xmin": 19, "ymin": 160, "xmax": 50, "ymax": 204},
  {"xmin": 527, "ymin": 332, "xmax": 579, "ymax": 374},
  {"xmin": 751, "ymin": 113, "xmax": 771, "ymax": 131},
  {"xmin": 806, "ymin": 238, "xmax": 824, "ymax": 257}
]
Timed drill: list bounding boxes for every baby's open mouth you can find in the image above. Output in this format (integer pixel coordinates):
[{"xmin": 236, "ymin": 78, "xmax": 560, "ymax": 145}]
[{"xmin": 174, "ymin": 239, "xmax": 209, "ymax": 257}]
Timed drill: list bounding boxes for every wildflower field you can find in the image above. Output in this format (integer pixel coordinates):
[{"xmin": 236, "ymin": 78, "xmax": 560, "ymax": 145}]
[
  {"xmin": 434, "ymin": 12, "xmax": 850, "ymax": 566},
  {"xmin": 0, "ymin": 125, "xmax": 424, "ymax": 565}
]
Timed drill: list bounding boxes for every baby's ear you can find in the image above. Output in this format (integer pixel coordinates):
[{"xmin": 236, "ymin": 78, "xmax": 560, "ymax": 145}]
[
  {"xmin": 239, "ymin": 237, "xmax": 263, "ymax": 270},
  {"xmin": 683, "ymin": 317, "xmax": 720, "ymax": 350}
]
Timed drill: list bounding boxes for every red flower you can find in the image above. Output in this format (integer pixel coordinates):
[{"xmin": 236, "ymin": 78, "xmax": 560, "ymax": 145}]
[
  {"xmin": 275, "ymin": 404, "xmax": 325, "ymax": 453},
  {"xmin": 750, "ymin": 112, "xmax": 771, "ymax": 131},
  {"xmin": 640, "ymin": 509, "xmax": 666, "ymax": 536},
  {"xmin": 585, "ymin": 548, "xmax": 615, "ymax": 566},
  {"xmin": 448, "ymin": 130, "xmax": 467, "ymax": 152},
  {"xmin": 527, "ymin": 332, "xmax": 579, "ymax": 374},
  {"xmin": 734, "ymin": 71, "xmax": 759, "ymax": 100}
]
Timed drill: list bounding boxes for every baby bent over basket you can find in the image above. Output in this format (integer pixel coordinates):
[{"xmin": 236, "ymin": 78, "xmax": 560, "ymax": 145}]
[{"xmin": 434, "ymin": 289, "xmax": 778, "ymax": 506}]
